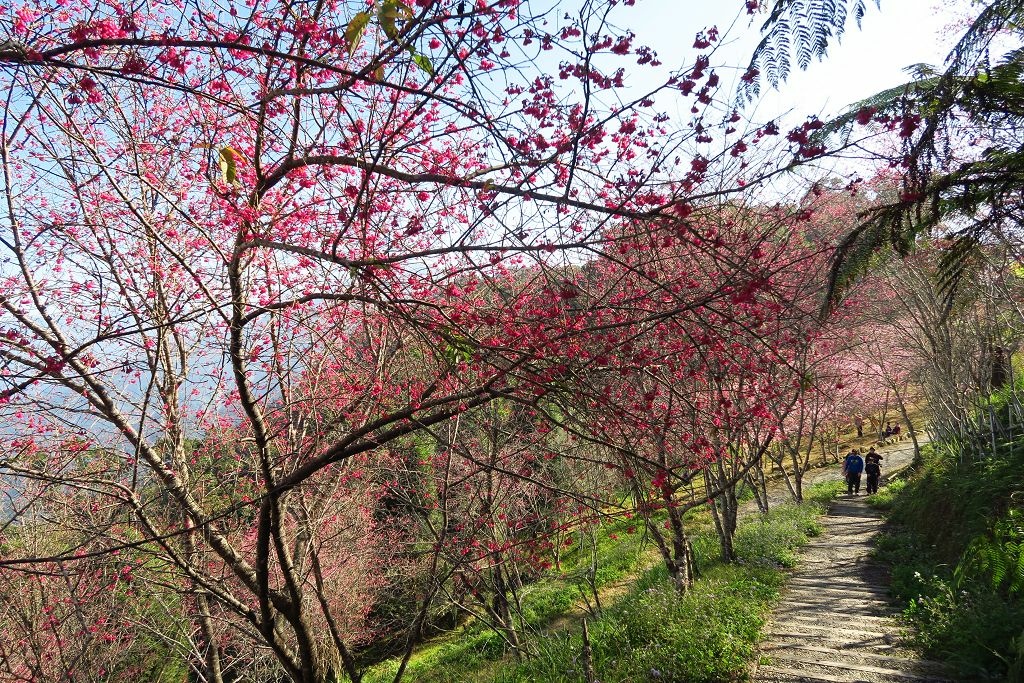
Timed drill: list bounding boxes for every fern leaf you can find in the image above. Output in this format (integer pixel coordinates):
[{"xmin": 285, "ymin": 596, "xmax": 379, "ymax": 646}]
[
  {"xmin": 992, "ymin": 543, "xmax": 1009, "ymax": 587},
  {"xmin": 854, "ymin": 0, "xmax": 866, "ymax": 28},
  {"xmin": 740, "ymin": 0, "xmax": 878, "ymax": 100},
  {"xmin": 1013, "ymin": 544, "xmax": 1024, "ymax": 593}
]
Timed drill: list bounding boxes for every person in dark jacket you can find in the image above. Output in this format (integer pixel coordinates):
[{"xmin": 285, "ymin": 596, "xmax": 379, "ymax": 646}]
[
  {"xmin": 842, "ymin": 449, "xmax": 864, "ymax": 495},
  {"xmin": 865, "ymin": 447, "xmax": 883, "ymax": 494}
]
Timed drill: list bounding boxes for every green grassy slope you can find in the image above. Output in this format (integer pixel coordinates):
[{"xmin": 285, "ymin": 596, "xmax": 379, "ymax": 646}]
[{"xmin": 363, "ymin": 483, "xmax": 841, "ymax": 683}]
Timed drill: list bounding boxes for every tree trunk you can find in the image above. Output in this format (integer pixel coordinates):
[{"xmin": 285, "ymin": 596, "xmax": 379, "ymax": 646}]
[
  {"xmin": 892, "ymin": 382, "xmax": 921, "ymax": 464},
  {"xmin": 195, "ymin": 592, "xmax": 225, "ymax": 683},
  {"xmin": 581, "ymin": 619, "xmax": 597, "ymax": 683},
  {"xmin": 744, "ymin": 469, "xmax": 769, "ymax": 514},
  {"xmin": 665, "ymin": 503, "xmax": 695, "ymax": 593}
]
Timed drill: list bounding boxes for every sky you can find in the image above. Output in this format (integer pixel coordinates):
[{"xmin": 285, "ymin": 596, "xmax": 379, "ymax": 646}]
[
  {"xmin": 622, "ymin": 0, "xmax": 965, "ymax": 123},
  {"xmin": 570, "ymin": 0, "xmax": 971, "ymax": 191}
]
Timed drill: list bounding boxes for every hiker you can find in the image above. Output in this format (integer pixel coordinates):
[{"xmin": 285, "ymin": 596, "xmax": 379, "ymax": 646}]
[
  {"xmin": 891, "ymin": 422, "xmax": 901, "ymax": 439},
  {"xmin": 842, "ymin": 448, "xmax": 864, "ymax": 495},
  {"xmin": 865, "ymin": 447, "xmax": 883, "ymax": 494},
  {"xmin": 853, "ymin": 414, "xmax": 864, "ymax": 438},
  {"xmin": 882, "ymin": 421, "xmax": 893, "ymax": 439}
]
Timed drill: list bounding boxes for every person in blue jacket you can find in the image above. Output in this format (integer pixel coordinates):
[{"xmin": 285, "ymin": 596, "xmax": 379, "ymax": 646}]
[{"xmin": 842, "ymin": 449, "xmax": 864, "ymax": 495}]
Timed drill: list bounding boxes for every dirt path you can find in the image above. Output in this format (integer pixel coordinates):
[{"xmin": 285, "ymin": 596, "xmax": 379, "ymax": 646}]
[
  {"xmin": 752, "ymin": 439, "xmax": 955, "ymax": 682},
  {"xmin": 757, "ymin": 437, "xmax": 922, "ymax": 511}
]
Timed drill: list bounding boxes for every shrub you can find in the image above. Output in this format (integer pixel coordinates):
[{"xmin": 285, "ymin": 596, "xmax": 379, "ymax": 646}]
[{"xmin": 875, "ymin": 439, "xmax": 1024, "ymax": 680}]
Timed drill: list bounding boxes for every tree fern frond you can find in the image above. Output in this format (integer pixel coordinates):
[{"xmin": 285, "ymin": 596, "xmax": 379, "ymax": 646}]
[
  {"xmin": 833, "ymin": 0, "xmax": 848, "ymax": 39},
  {"xmin": 808, "ymin": 75, "xmax": 941, "ymax": 146},
  {"xmin": 997, "ymin": 45, "xmax": 1024, "ymax": 69},
  {"xmin": 956, "ymin": 510, "xmax": 1024, "ymax": 594},
  {"xmin": 764, "ymin": 0, "xmax": 1024, "ymax": 314},
  {"xmin": 812, "ymin": 1, "xmax": 834, "ymax": 61},
  {"xmin": 904, "ymin": 63, "xmax": 941, "ymax": 80},
  {"xmin": 759, "ymin": 0, "xmax": 798, "ymax": 34},
  {"xmin": 961, "ymin": 58, "xmax": 1024, "ymax": 119},
  {"xmin": 740, "ymin": 0, "xmax": 879, "ymax": 101},
  {"xmin": 936, "ymin": 232, "xmax": 982, "ymax": 319},
  {"xmin": 992, "ymin": 545, "xmax": 1008, "ymax": 585},
  {"xmin": 796, "ymin": 21, "xmax": 813, "ymax": 69},
  {"xmin": 822, "ymin": 210, "xmax": 894, "ymax": 313},
  {"xmin": 945, "ymin": 0, "xmax": 1024, "ymax": 79}
]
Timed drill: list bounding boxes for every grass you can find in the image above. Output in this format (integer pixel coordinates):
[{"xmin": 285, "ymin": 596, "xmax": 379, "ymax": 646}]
[
  {"xmin": 864, "ymin": 478, "xmax": 906, "ymax": 511},
  {"xmin": 361, "ymin": 512, "xmax": 658, "ymax": 683},
  {"xmin": 499, "ymin": 494, "xmax": 829, "ymax": 683},
  {"xmin": 869, "ymin": 440, "xmax": 1024, "ymax": 680},
  {"xmin": 364, "ymin": 483, "xmax": 837, "ymax": 683},
  {"xmin": 499, "ymin": 563, "xmax": 783, "ymax": 683}
]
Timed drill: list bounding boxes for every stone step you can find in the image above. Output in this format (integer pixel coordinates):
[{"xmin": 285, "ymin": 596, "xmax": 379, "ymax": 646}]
[
  {"xmin": 780, "ymin": 595, "xmax": 894, "ymax": 610},
  {"xmin": 785, "ymin": 578, "xmax": 890, "ymax": 591},
  {"xmin": 822, "ymin": 512, "xmax": 884, "ymax": 518},
  {"xmin": 756, "ymin": 662, "xmax": 950, "ymax": 683},
  {"xmin": 795, "ymin": 557, "xmax": 878, "ymax": 565},
  {"xmin": 773, "ymin": 600, "xmax": 895, "ymax": 619},
  {"xmin": 774, "ymin": 612, "xmax": 898, "ymax": 632},
  {"xmin": 763, "ymin": 650, "xmax": 954, "ymax": 682},
  {"xmin": 774, "ymin": 601, "xmax": 896, "ymax": 618},
  {"xmin": 755, "ymin": 664, "xmax": 857, "ymax": 682},
  {"xmin": 765, "ymin": 626, "xmax": 901, "ymax": 647},
  {"xmin": 769, "ymin": 620, "xmax": 900, "ymax": 641},
  {"xmin": 777, "ymin": 593, "xmax": 894, "ymax": 607},
  {"xmin": 763, "ymin": 632, "xmax": 915, "ymax": 659},
  {"xmin": 781, "ymin": 589, "xmax": 894, "ymax": 604},
  {"xmin": 764, "ymin": 621, "xmax": 898, "ymax": 642},
  {"xmin": 762, "ymin": 642, "xmax": 949, "ymax": 674},
  {"xmin": 803, "ymin": 541, "xmax": 877, "ymax": 548}
]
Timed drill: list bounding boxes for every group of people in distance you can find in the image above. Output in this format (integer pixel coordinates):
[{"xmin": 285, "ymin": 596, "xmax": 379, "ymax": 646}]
[
  {"xmin": 851, "ymin": 415, "xmax": 902, "ymax": 440},
  {"xmin": 881, "ymin": 421, "xmax": 901, "ymax": 439},
  {"xmin": 842, "ymin": 447, "xmax": 883, "ymax": 495}
]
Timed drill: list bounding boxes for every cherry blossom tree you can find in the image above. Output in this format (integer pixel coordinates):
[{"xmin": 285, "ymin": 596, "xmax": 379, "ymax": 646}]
[{"xmin": 0, "ymin": 0, "xmax": 881, "ymax": 678}]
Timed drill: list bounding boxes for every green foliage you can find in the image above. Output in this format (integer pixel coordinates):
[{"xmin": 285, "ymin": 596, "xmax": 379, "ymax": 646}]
[
  {"xmin": 344, "ymin": 12, "xmax": 372, "ymax": 55},
  {"xmin": 732, "ymin": 504, "xmax": 823, "ymax": 569},
  {"xmin": 218, "ymin": 146, "xmax": 243, "ymax": 187},
  {"xmin": 500, "ymin": 564, "xmax": 781, "ymax": 683},
  {"xmin": 874, "ymin": 435, "xmax": 1024, "ymax": 679},
  {"xmin": 906, "ymin": 572, "xmax": 1022, "ymax": 674},
  {"xmin": 806, "ymin": 479, "xmax": 845, "ymax": 505},
  {"xmin": 440, "ymin": 331, "xmax": 476, "ymax": 364},
  {"xmin": 343, "ymin": 1, "xmax": 434, "ymax": 77},
  {"xmin": 875, "ymin": 526, "xmax": 1021, "ymax": 679},
  {"xmin": 866, "ymin": 477, "xmax": 906, "ymax": 511},
  {"xmin": 409, "ymin": 50, "xmax": 434, "ymax": 77},
  {"xmin": 957, "ymin": 508, "xmax": 1024, "ymax": 595},
  {"xmin": 377, "ymin": 0, "xmax": 413, "ymax": 41},
  {"xmin": 364, "ymin": 629, "xmax": 506, "ymax": 683},
  {"xmin": 361, "ymin": 514, "xmax": 653, "ymax": 683}
]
